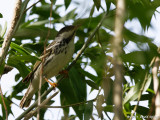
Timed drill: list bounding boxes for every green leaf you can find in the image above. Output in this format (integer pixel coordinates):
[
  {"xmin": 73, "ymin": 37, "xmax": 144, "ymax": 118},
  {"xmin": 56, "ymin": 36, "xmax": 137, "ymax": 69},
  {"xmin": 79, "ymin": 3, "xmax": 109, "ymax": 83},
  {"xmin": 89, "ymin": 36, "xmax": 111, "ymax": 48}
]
[
  {"xmin": 0, "ymin": 96, "xmax": 13, "ymax": 119},
  {"xmin": 31, "ymin": 4, "xmax": 60, "ymax": 19},
  {"xmin": 85, "ymin": 80, "xmax": 99, "ymax": 90},
  {"xmin": 60, "ymin": 93, "xmax": 69, "ymax": 118},
  {"xmin": 10, "ymin": 42, "xmax": 31, "ymax": 55},
  {"xmin": 59, "ymin": 8, "xmax": 77, "ymax": 22},
  {"xmin": 0, "ymin": 13, "xmax": 3, "ymax": 18},
  {"xmin": 84, "ymin": 101, "xmax": 93, "ymax": 120},
  {"xmin": 126, "ymin": 0, "xmax": 157, "ymax": 30},
  {"xmin": 8, "ymin": 55, "xmax": 40, "ymax": 62},
  {"xmin": 80, "ymin": 70, "xmax": 98, "ymax": 82},
  {"xmin": 22, "ymin": 42, "xmax": 44, "ymax": 56},
  {"xmin": 7, "ymin": 55, "xmax": 30, "ymax": 78},
  {"xmin": 103, "ymin": 105, "xmax": 114, "ymax": 112},
  {"xmin": 50, "ymin": 0, "xmax": 57, "ymax": 4},
  {"xmin": 105, "ymin": 0, "xmax": 112, "ymax": 11},
  {"xmin": 122, "ymin": 51, "xmax": 154, "ymax": 64},
  {"xmin": 123, "ymin": 74, "xmax": 152, "ymax": 105},
  {"xmin": 93, "ymin": 0, "xmax": 101, "ymax": 10},
  {"xmin": 14, "ymin": 26, "xmax": 57, "ymax": 39},
  {"xmin": 131, "ymin": 105, "xmax": 149, "ymax": 116},
  {"xmin": 64, "ymin": 0, "xmax": 72, "ymax": 9},
  {"xmin": 58, "ymin": 66, "xmax": 87, "ymax": 119}
]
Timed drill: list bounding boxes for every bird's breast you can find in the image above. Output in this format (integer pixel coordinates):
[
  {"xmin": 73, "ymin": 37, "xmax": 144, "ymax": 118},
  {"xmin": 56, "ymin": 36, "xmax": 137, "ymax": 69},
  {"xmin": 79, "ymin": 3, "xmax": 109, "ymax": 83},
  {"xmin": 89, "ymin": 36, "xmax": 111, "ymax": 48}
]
[{"xmin": 43, "ymin": 40, "xmax": 74, "ymax": 79}]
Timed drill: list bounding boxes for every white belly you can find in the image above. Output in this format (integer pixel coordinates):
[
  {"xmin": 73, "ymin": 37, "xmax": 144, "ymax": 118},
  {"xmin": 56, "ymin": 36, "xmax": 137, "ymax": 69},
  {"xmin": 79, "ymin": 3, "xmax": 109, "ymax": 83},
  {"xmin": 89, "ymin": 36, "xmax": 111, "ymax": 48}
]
[{"xmin": 44, "ymin": 41, "xmax": 74, "ymax": 78}]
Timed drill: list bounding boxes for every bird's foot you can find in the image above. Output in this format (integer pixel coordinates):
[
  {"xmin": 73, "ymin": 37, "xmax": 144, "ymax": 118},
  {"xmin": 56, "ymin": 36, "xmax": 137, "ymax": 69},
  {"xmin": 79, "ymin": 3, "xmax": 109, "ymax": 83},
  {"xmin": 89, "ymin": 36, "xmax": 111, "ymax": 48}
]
[
  {"xmin": 44, "ymin": 77, "xmax": 57, "ymax": 88},
  {"xmin": 59, "ymin": 70, "xmax": 69, "ymax": 78}
]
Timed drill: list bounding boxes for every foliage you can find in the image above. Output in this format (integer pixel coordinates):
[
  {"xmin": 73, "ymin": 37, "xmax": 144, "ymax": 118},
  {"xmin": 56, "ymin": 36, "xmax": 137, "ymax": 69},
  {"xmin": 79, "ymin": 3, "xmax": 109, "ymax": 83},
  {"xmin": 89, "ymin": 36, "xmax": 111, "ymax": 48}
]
[{"xmin": 0, "ymin": 0, "xmax": 160, "ymax": 119}]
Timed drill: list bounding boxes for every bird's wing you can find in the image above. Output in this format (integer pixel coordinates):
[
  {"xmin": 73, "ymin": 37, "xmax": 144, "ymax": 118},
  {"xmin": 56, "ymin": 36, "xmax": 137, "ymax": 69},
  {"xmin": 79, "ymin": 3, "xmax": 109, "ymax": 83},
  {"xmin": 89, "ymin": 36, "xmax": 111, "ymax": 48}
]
[{"xmin": 22, "ymin": 40, "xmax": 58, "ymax": 83}]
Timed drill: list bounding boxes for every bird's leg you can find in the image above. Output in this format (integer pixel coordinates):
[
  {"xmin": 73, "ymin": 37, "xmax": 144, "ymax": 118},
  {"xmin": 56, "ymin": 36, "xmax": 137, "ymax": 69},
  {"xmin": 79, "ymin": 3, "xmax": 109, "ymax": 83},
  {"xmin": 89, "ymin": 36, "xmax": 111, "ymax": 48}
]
[
  {"xmin": 44, "ymin": 77, "xmax": 57, "ymax": 88},
  {"xmin": 59, "ymin": 70, "xmax": 69, "ymax": 78}
]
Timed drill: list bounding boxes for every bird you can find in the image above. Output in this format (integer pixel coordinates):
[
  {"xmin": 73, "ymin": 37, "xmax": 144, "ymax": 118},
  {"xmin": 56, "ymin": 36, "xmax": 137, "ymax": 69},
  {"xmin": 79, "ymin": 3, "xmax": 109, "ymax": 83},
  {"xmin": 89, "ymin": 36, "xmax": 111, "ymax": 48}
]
[{"xmin": 20, "ymin": 25, "xmax": 79, "ymax": 108}]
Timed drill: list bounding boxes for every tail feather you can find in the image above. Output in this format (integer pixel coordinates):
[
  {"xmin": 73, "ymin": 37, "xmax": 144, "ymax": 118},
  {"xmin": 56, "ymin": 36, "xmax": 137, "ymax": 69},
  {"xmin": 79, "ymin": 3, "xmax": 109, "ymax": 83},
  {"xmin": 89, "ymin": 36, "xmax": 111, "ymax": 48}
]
[{"xmin": 20, "ymin": 84, "xmax": 33, "ymax": 108}]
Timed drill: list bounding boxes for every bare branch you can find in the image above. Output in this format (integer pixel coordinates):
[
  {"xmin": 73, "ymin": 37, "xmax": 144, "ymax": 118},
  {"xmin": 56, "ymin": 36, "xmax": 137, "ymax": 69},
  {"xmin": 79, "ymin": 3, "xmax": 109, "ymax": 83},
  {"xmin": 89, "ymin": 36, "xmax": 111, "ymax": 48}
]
[
  {"xmin": 152, "ymin": 57, "xmax": 160, "ymax": 120},
  {"xmin": 0, "ymin": 0, "xmax": 21, "ymax": 66},
  {"xmin": 22, "ymin": 0, "xmax": 41, "ymax": 14},
  {"xmin": 0, "ymin": 84, "xmax": 8, "ymax": 120},
  {"xmin": 113, "ymin": 0, "xmax": 125, "ymax": 120},
  {"xmin": 37, "ymin": 1, "xmax": 53, "ymax": 119}
]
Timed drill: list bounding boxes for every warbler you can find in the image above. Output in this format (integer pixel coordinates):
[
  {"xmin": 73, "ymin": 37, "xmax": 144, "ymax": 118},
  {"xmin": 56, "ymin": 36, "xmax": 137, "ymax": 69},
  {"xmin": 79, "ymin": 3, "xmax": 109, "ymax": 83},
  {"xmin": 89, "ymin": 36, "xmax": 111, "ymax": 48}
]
[{"xmin": 20, "ymin": 25, "xmax": 79, "ymax": 108}]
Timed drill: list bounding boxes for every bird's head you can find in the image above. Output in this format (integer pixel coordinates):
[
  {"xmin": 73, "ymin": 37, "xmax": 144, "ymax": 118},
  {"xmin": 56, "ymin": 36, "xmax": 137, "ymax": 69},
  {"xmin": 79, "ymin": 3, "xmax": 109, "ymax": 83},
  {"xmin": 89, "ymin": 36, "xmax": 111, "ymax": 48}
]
[{"xmin": 56, "ymin": 25, "xmax": 80, "ymax": 39}]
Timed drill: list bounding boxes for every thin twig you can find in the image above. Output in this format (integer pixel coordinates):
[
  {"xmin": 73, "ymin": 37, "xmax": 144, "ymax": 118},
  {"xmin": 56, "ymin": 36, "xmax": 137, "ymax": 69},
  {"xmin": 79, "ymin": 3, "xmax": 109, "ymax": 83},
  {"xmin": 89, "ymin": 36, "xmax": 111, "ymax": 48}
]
[
  {"xmin": 42, "ymin": 98, "xmax": 96, "ymax": 108},
  {"xmin": 0, "ymin": 81, "xmax": 8, "ymax": 120},
  {"xmin": 37, "ymin": 1, "xmax": 53, "ymax": 119},
  {"xmin": 22, "ymin": 0, "xmax": 41, "ymax": 15},
  {"xmin": 129, "ymin": 73, "xmax": 149, "ymax": 120}
]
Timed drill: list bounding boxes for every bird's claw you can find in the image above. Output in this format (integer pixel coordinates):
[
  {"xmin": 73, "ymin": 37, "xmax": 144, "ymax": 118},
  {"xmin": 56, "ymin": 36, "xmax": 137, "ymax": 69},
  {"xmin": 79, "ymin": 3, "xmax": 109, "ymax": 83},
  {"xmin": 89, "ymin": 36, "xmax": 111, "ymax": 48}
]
[{"xmin": 44, "ymin": 77, "xmax": 57, "ymax": 88}]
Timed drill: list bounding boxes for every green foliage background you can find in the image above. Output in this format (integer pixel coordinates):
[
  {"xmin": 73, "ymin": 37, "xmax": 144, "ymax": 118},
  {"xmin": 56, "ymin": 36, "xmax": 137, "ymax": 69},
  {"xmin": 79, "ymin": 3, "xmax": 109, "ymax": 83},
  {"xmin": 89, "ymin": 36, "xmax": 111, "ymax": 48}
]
[{"xmin": 0, "ymin": 0, "xmax": 160, "ymax": 119}]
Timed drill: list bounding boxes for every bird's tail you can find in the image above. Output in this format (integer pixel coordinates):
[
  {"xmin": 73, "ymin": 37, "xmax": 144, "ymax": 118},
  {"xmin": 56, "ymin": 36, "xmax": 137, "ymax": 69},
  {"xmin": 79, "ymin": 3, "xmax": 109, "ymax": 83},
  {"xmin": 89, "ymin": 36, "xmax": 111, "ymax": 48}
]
[{"xmin": 20, "ymin": 84, "xmax": 33, "ymax": 108}]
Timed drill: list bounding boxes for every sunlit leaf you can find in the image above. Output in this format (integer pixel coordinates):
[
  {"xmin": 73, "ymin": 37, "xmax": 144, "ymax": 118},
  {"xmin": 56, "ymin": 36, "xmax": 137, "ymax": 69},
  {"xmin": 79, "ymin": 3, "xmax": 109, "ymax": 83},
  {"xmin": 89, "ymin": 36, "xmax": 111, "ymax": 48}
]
[
  {"xmin": 123, "ymin": 74, "xmax": 152, "ymax": 104},
  {"xmin": 10, "ymin": 42, "xmax": 31, "ymax": 55}
]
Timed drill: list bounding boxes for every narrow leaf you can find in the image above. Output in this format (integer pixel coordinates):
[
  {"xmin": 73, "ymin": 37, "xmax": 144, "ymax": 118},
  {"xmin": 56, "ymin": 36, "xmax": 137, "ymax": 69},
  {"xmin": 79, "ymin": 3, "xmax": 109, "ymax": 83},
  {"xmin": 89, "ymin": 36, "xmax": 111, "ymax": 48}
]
[
  {"xmin": 93, "ymin": 0, "xmax": 101, "ymax": 10},
  {"xmin": 85, "ymin": 80, "xmax": 99, "ymax": 90},
  {"xmin": 0, "ymin": 13, "xmax": 3, "ymax": 18},
  {"xmin": 123, "ymin": 74, "xmax": 152, "ymax": 104},
  {"xmin": 64, "ymin": 0, "xmax": 72, "ymax": 9},
  {"xmin": 84, "ymin": 101, "xmax": 93, "ymax": 120},
  {"xmin": 10, "ymin": 42, "xmax": 30, "ymax": 55}
]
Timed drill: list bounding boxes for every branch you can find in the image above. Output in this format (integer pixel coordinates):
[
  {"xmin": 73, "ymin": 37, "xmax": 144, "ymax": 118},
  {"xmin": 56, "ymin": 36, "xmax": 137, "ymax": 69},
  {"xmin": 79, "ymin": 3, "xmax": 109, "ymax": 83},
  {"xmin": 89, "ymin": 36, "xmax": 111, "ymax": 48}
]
[
  {"xmin": 15, "ymin": 86, "xmax": 54, "ymax": 120},
  {"xmin": 0, "ymin": 0, "xmax": 21, "ymax": 66},
  {"xmin": 22, "ymin": 0, "xmax": 41, "ymax": 15},
  {"xmin": 42, "ymin": 98, "xmax": 96, "ymax": 108},
  {"xmin": 37, "ymin": 1, "xmax": 53, "ymax": 119},
  {"xmin": 113, "ymin": 0, "xmax": 125, "ymax": 120},
  {"xmin": 152, "ymin": 57, "xmax": 160, "ymax": 119},
  {"xmin": 0, "ymin": 83, "xmax": 8, "ymax": 120},
  {"xmin": 16, "ymin": 11, "xmax": 108, "ymax": 120},
  {"xmin": 24, "ymin": 91, "xmax": 59, "ymax": 120}
]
